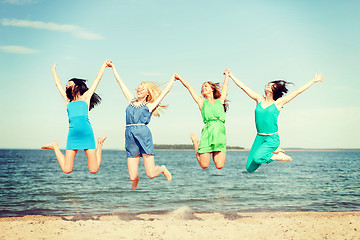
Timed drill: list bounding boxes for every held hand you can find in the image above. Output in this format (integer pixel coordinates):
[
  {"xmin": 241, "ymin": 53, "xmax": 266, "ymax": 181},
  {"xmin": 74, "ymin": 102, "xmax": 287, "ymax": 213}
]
[
  {"xmin": 224, "ymin": 68, "xmax": 232, "ymax": 77},
  {"xmin": 105, "ymin": 59, "xmax": 112, "ymax": 67},
  {"xmin": 223, "ymin": 68, "xmax": 230, "ymax": 76},
  {"xmin": 106, "ymin": 60, "xmax": 114, "ymax": 68},
  {"xmin": 313, "ymin": 71, "xmax": 324, "ymax": 83},
  {"xmin": 51, "ymin": 63, "xmax": 57, "ymax": 72},
  {"xmin": 174, "ymin": 73, "xmax": 181, "ymax": 80}
]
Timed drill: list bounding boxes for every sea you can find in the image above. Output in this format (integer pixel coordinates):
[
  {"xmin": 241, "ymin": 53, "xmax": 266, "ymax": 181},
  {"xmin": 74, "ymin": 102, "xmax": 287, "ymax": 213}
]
[{"xmin": 0, "ymin": 149, "xmax": 359, "ymax": 217}]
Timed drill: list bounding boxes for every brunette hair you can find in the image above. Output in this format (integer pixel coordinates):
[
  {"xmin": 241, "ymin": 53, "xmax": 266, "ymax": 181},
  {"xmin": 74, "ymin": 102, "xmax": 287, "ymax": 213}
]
[
  {"xmin": 203, "ymin": 81, "xmax": 229, "ymax": 112},
  {"xmin": 269, "ymin": 80, "xmax": 293, "ymax": 100},
  {"xmin": 66, "ymin": 78, "xmax": 101, "ymax": 110}
]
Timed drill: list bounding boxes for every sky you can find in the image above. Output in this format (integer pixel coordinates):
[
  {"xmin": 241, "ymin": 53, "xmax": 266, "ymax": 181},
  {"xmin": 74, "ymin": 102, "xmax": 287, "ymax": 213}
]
[{"xmin": 0, "ymin": 0, "xmax": 359, "ymax": 149}]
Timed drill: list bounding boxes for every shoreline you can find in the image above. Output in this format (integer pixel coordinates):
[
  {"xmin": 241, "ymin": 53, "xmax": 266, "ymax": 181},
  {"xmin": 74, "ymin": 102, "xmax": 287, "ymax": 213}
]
[
  {"xmin": 1, "ymin": 211, "xmax": 359, "ymax": 239},
  {"xmin": 1, "ymin": 209, "xmax": 360, "ymax": 218}
]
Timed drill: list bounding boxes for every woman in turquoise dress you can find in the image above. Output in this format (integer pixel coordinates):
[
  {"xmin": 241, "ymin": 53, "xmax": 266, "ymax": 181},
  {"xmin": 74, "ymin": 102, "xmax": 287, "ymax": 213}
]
[
  {"xmin": 41, "ymin": 60, "xmax": 110, "ymax": 174},
  {"xmin": 227, "ymin": 68, "xmax": 323, "ymax": 172},
  {"xmin": 174, "ymin": 70, "xmax": 229, "ymax": 170},
  {"xmin": 107, "ymin": 61, "xmax": 175, "ymax": 190}
]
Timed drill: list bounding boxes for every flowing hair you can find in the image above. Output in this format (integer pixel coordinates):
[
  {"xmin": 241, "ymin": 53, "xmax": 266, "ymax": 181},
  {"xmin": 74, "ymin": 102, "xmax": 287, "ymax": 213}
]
[
  {"xmin": 140, "ymin": 81, "xmax": 167, "ymax": 117},
  {"xmin": 203, "ymin": 81, "xmax": 229, "ymax": 112},
  {"xmin": 66, "ymin": 78, "xmax": 101, "ymax": 111},
  {"xmin": 268, "ymin": 80, "xmax": 293, "ymax": 100}
]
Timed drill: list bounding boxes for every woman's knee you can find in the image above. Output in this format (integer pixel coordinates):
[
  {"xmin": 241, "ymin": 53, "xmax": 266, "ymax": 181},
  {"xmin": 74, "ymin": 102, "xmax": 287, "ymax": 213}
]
[
  {"xmin": 199, "ymin": 163, "xmax": 209, "ymax": 169},
  {"xmin": 129, "ymin": 173, "xmax": 139, "ymax": 181},
  {"xmin": 146, "ymin": 172, "xmax": 156, "ymax": 179},
  {"xmin": 89, "ymin": 169, "xmax": 99, "ymax": 174},
  {"xmin": 215, "ymin": 163, "xmax": 224, "ymax": 169},
  {"xmin": 63, "ymin": 168, "xmax": 73, "ymax": 174},
  {"xmin": 246, "ymin": 161, "xmax": 259, "ymax": 173}
]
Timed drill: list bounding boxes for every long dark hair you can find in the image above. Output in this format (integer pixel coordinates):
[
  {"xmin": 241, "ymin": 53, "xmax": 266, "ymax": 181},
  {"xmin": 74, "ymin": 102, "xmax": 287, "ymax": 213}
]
[
  {"xmin": 66, "ymin": 78, "xmax": 101, "ymax": 111},
  {"xmin": 203, "ymin": 81, "xmax": 229, "ymax": 112},
  {"xmin": 269, "ymin": 80, "xmax": 293, "ymax": 100}
]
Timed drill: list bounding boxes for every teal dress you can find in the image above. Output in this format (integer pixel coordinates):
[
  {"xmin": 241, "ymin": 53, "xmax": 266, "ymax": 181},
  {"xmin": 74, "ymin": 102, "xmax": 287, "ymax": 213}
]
[
  {"xmin": 66, "ymin": 101, "xmax": 96, "ymax": 150},
  {"xmin": 246, "ymin": 100, "xmax": 280, "ymax": 173},
  {"xmin": 198, "ymin": 99, "xmax": 226, "ymax": 153}
]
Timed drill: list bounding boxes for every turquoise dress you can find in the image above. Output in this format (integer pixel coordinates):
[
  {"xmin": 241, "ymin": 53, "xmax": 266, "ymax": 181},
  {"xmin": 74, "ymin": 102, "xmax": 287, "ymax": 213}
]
[
  {"xmin": 66, "ymin": 101, "xmax": 96, "ymax": 150},
  {"xmin": 246, "ymin": 100, "xmax": 280, "ymax": 173},
  {"xmin": 198, "ymin": 99, "xmax": 226, "ymax": 153},
  {"xmin": 125, "ymin": 99, "xmax": 154, "ymax": 158}
]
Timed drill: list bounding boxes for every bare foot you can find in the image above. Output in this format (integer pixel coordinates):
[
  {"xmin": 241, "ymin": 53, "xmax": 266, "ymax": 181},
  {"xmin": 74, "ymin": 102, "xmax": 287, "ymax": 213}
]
[
  {"xmin": 273, "ymin": 147, "xmax": 285, "ymax": 154},
  {"xmin": 132, "ymin": 175, "xmax": 140, "ymax": 190},
  {"xmin": 190, "ymin": 133, "xmax": 199, "ymax": 145},
  {"xmin": 272, "ymin": 152, "xmax": 292, "ymax": 161},
  {"xmin": 162, "ymin": 165, "xmax": 172, "ymax": 182},
  {"xmin": 98, "ymin": 136, "xmax": 107, "ymax": 145},
  {"xmin": 41, "ymin": 142, "xmax": 58, "ymax": 150}
]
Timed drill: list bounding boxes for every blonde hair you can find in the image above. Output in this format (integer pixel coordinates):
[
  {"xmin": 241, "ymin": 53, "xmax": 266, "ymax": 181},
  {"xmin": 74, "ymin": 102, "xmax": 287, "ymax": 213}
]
[{"xmin": 139, "ymin": 81, "xmax": 167, "ymax": 117}]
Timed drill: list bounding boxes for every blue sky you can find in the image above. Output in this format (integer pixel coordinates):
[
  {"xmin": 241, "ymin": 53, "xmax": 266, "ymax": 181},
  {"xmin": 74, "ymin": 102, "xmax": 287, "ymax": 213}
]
[{"xmin": 0, "ymin": 0, "xmax": 359, "ymax": 149}]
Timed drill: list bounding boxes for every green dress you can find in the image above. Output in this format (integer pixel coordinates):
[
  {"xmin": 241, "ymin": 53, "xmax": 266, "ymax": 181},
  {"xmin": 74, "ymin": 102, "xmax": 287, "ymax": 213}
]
[{"xmin": 198, "ymin": 99, "xmax": 226, "ymax": 153}]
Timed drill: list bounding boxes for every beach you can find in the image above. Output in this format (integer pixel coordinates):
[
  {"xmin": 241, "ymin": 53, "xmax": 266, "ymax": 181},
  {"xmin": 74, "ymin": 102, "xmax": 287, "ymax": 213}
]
[{"xmin": 1, "ymin": 210, "xmax": 359, "ymax": 240}]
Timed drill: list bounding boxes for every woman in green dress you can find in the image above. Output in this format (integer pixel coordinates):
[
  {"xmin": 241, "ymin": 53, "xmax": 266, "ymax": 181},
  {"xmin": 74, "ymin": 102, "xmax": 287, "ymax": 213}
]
[{"xmin": 174, "ymin": 70, "xmax": 229, "ymax": 169}]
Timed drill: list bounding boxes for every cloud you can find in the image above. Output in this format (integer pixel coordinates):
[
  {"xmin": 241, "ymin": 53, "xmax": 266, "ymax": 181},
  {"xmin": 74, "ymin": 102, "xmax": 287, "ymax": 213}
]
[
  {"xmin": 161, "ymin": 23, "xmax": 171, "ymax": 28},
  {"xmin": 0, "ymin": 45, "xmax": 38, "ymax": 54},
  {"xmin": 139, "ymin": 72, "xmax": 166, "ymax": 77},
  {"xmin": 2, "ymin": 0, "xmax": 36, "ymax": 4},
  {"xmin": 0, "ymin": 18, "xmax": 103, "ymax": 40}
]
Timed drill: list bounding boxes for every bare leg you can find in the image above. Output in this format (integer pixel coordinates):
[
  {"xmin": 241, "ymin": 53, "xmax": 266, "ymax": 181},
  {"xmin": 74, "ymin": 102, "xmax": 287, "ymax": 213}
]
[
  {"xmin": 198, "ymin": 153, "xmax": 211, "ymax": 169},
  {"xmin": 143, "ymin": 154, "xmax": 172, "ymax": 182},
  {"xmin": 271, "ymin": 152, "xmax": 292, "ymax": 161},
  {"xmin": 127, "ymin": 156, "xmax": 141, "ymax": 190},
  {"xmin": 84, "ymin": 136, "xmax": 107, "ymax": 174},
  {"xmin": 41, "ymin": 142, "xmax": 76, "ymax": 174},
  {"xmin": 213, "ymin": 151, "xmax": 226, "ymax": 169},
  {"xmin": 190, "ymin": 133, "xmax": 211, "ymax": 169},
  {"xmin": 190, "ymin": 133, "xmax": 201, "ymax": 162},
  {"xmin": 273, "ymin": 147, "xmax": 285, "ymax": 154}
]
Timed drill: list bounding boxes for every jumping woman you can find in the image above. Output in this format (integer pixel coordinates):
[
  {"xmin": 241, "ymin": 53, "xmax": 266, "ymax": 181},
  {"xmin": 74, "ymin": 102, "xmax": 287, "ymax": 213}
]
[
  {"xmin": 107, "ymin": 61, "xmax": 174, "ymax": 190},
  {"xmin": 174, "ymin": 70, "xmax": 229, "ymax": 170},
  {"xmin": 227, "ymin": 68, "xmax": 323, "ymax": 173},
  {"xmin": 41, "ymin": 60, "xmax": 110, "ymax": 174}
]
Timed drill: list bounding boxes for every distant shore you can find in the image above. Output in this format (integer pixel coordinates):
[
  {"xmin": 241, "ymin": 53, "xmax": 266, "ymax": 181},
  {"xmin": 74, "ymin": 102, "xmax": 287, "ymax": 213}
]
[{"xmin": 1, "ymin": 211, "xmax": 359, "ymax": 240}]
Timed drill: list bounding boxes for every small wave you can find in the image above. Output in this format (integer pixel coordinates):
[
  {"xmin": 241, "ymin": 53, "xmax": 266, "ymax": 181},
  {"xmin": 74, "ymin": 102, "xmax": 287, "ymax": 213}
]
[{"xmin": 169, "ymin": 206, "xmax": 201, "ymax": 220}]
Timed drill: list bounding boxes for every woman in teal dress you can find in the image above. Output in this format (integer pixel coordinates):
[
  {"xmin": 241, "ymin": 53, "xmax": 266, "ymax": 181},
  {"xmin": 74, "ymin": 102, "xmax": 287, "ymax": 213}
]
[
  {"xmin": 227, "ymin": 68, "xmax": 323, "ymax": 173},
  {"xmin": 41, "ymin": 60, "xmax": 110, "ymax": 174},
  {"xmin": 174, "ymin": 70, "xmax": 229, "ymax": 169}
]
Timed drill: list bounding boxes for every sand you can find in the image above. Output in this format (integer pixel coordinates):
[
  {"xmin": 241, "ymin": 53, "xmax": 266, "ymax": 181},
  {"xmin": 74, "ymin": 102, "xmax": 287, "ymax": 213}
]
[{"xmin": 1, "ymin": 209, "xmax": 359, "ymax": 240}]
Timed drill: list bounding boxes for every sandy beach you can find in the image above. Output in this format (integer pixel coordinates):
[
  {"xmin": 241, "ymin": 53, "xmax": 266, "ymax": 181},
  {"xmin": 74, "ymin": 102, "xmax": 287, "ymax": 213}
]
[{"xmin": 1, "ymin": 210, "xmax": 359, "ymax": 240}]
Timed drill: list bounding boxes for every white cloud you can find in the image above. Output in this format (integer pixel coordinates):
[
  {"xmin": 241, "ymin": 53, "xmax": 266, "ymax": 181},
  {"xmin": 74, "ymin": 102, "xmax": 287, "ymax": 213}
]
[
  {"xmin": 0, "ymin": 18, "xmax": 103, "ymax": 40},
  {"xmin": 161, "ymin": 23, "xmax": 171, "ymax": 28},
  {"xmin": 0, "ymin": 45, "xmax": 38, "ymax": 54},
  {"xmin": 2, "ymin": 0, "xmax": 36, "ymax": 4},
  {"xmin": 139, "ymin": 72, "xmax": 166, "ymax": 77}
]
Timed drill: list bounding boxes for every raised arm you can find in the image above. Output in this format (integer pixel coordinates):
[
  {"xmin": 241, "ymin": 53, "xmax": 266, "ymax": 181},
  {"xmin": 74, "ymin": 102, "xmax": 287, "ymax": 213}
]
[
  {"xmin": 147, "ymin": 74, "xmax": 176, "ymax": 112},
  {"xmin": 51, "ymin": 63, "xmax": 68, "ymax": 103},
  {"xmin": 174, "ymin": 73, "xmax": 204, "ymax": 110},
  {"xmin": 83, "ymin": 60, "xmax": 110, "ymax": 101},
  {"xmin": 219, "ymin": 69, "xmax": 230, "ymax": 104},
  {"xmin": 276, "ymin": 72, "xmax": 324, "ymax": 108},
  {"xmin": 228, "ymin": 69, "xmax": 263, "ymax": 103},
  {"xmin": 107, "ymin": 62, "xmax": 134, "ymax": 102}
]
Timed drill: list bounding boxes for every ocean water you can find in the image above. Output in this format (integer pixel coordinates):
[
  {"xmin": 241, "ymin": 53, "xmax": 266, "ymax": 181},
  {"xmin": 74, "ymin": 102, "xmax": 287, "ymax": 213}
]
[{"xmin": 0, "ymin": 149, "xmax": 359, "ymax": 217}]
